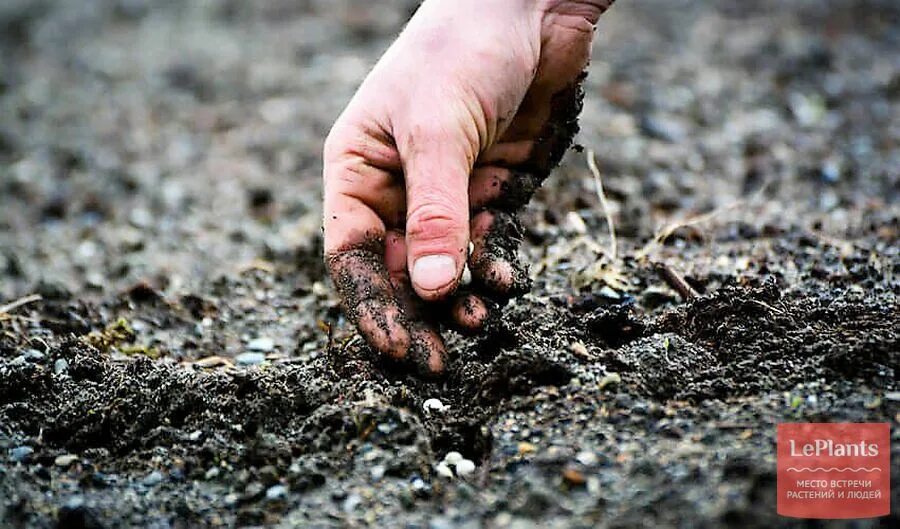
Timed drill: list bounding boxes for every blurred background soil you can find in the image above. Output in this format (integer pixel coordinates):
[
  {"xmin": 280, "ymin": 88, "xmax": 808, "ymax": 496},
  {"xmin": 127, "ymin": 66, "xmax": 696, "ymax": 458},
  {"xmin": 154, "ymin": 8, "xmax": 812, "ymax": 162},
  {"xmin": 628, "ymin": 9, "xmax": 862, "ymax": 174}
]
[{"xmin": 0, "ymin": 1, "xmax": 898, "ymax": 528}]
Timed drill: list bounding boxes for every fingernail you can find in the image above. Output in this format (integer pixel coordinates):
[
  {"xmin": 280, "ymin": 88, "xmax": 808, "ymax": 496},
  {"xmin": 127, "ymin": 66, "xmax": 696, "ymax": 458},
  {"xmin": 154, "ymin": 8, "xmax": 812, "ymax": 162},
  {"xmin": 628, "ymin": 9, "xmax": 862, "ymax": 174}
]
[{"xmin": 412, "ymin": 254, "xmax": 457, "ymax": 291}]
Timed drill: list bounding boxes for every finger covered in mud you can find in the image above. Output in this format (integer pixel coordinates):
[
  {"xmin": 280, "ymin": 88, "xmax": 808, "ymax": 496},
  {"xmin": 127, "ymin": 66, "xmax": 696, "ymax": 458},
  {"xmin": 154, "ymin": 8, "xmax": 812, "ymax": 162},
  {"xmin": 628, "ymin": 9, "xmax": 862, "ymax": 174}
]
[
  {"xmin": 464, "ymin": 76, "xmax": 586, "ymax": 303},
  {"xmin": 471, "ymin": 76, "xmax": 586, "ymax": 211},
  {"xmin": 469, "ymin": 166, "xmax": 544, "ymax": 211},
  {"xmin": 449, "ymin": 291, "xmax": 501, "ymax": 335},
  {"xmin": 326, "ymin": 236, "xmax": 447, "ymax": 376},
  {"xmin": 468, "ymin": 210, "xmax": 531, "ymax": 299}
]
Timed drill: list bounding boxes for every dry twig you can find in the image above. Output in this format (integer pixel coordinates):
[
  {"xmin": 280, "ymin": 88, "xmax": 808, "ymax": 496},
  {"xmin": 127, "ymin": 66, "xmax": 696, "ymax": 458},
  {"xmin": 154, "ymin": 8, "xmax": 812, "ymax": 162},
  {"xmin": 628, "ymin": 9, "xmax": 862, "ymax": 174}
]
[
  {"xmin": 0, "ymin": 294, "xmax": 43, "ymax": 315},
  {"xmin": 653, "ymin": 262, "xmax": 699, "ymax": 301},
  {"xmin": 586, "ymin": 149, "xmax": 617, "ymax": 262}
]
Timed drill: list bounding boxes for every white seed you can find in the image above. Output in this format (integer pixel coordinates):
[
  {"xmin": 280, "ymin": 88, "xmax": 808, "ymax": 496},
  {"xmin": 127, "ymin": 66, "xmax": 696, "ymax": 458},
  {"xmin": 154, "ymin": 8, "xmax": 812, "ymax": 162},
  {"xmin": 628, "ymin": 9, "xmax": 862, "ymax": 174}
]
[
  {"xmin": 566, "ymin": 211, "xmax": 588, "ymax": 234},
  {"xmin": 435, "ymin": 462, "xmax": 454, "ymax": 479},
  {"xmin": 455, "ymin": 459, "xmax": 476, "ymax": 477},
  {"xmin": 443, "ymin": 451, "xmax": 464, "ymax": 466},
  {"xmin": 460, "ymin": 263, "xmax": 472, "ymax": 286},
  {"xmin": 422, "ymin": 398, "xmax": 448, "ymax": 413}
]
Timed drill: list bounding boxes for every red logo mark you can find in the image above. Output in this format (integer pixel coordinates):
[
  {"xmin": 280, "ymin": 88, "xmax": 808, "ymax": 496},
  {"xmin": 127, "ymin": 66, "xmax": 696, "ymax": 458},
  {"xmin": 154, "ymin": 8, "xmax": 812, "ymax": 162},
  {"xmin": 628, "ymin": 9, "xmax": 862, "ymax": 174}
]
[{"xmin": 777, "ymin": 423, "xmax": 890, "ymax": 519}]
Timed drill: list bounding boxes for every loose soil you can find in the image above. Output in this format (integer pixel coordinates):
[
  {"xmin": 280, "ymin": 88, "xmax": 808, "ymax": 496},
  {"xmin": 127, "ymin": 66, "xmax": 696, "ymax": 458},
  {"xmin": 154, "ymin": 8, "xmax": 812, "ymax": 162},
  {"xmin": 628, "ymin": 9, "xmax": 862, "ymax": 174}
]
[{"xmin": 1, "ymin": 0, "xmax": 898, "ymax": 528}]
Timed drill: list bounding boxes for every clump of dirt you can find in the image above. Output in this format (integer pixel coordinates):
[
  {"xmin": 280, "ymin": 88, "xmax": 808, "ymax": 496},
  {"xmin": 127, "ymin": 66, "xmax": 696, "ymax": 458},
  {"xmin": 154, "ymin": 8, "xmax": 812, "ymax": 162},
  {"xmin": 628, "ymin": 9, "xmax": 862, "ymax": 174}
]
[{"xmin": 1, "ymin": 0, "xmax": 899, "ymax": 527}]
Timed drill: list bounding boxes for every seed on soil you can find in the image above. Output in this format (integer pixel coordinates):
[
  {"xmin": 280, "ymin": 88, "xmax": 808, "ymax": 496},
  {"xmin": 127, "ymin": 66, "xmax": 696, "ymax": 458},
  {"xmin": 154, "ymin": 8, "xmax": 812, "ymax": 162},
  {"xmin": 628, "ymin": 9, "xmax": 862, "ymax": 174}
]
[
  {"xmin": 435, "ymin": 462, "xmax": 453, "ymax": 479},
  {"xmin": 235, "ymin": 352, "xmax": 266, "ymax": 366},
  {"xmin": 565, "ymin": 211, "xmax": 588, "ymax": 234},
  {"xmin": 442, "ymin": 451, "xmax": 463, "ymax": 466},
  {"xmin": 54, "ymin": 454, "xmax": 79, "ymax": 467},
  {"xmin": 193, "ymin": 356, "xmax": 233, "ymax": 368},
  {"xmin": 422, "ymin": 398, "xmax": 449, "ymax": 413},
  {"xmin": 460, "ymin": 263, "xmax": 472, "ymax": 286},
  {"xmin": 455, "ymin": 459, "xmax": 476, "ymax": 477}
]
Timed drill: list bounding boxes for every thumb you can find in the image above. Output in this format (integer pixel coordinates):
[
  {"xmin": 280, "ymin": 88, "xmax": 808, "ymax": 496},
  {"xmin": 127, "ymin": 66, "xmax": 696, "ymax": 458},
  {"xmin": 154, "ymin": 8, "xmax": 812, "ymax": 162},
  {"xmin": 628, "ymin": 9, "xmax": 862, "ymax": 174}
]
[{"xmin": 400, "ymin": 123, "xmax": 475, "ymax": 301}]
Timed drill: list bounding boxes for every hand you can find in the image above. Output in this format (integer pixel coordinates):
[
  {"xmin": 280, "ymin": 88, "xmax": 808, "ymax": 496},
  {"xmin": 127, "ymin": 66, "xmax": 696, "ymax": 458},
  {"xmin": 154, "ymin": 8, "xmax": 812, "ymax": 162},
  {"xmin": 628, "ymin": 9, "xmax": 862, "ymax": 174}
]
[{"xmin": 323, "ymin": 0, "xmax": 615, "ymax": 375}]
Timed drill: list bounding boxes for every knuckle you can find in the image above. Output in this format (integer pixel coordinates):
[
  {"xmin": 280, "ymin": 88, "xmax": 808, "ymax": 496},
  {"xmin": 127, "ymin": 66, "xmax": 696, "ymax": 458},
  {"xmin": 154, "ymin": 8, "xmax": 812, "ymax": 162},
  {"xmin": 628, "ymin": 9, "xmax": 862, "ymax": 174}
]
[
  {"xmin": 403, "ymin": 119, "xmax": 455, "ymax": 148},
  {"xmin": 406, "ymin": 202, "xmax": 466, "ymax": 243},
  {"xmin": 541, "ymin": 0, "xmax": 612, "ymax": 27},
  {"xmin": 323, "ymin": 124, "xmax": 349, "ymax": 163}
]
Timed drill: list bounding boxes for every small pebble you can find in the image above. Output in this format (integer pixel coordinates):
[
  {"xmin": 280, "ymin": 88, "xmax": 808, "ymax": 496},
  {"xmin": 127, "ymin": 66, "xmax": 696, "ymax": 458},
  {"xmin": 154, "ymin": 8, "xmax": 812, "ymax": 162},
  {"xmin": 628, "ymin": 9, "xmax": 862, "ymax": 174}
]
[
  {"xmin": 370, "ymin": 464, "xmax": 386, "ymax": 480},
  {"xmin": 562, "ymin": 467, "xmax": 586, "ymax": 486},
  {"xmin": 266, "ymin": 484, "xmax": 288, "ymax": 501},
  {"xmin": 142, "ymin": 471, "xmax": 164, "ymax": 486},
  {"xmin": 204, "ymin": 467, "xmax": 220, "ymax": 480},
  {"xmin": 568, "ymin": 341, "xmax": 590, "ymax": 359},
  {"xmin": 342, "ymin": 493, "xmax": 362, "ymax": 512},
  {"xmin": 246, "ymin": 337, "xmax": 275, "ymax": 352},
  {"xmin": 376, "ymin": 422, "xmax": 396, "ymax": 434},
  {"xmin": 884, "ymin": 392, "xmax": 900, "ymax": 402},
  {"xmin": 235, "ymin": 352, "xmax": 266, "ymax": 366},
  {"xmin": 410, "ymin": 477, "xmax": 429, "ymax": 496},
  {"xmin": 518, "ymin": 442, "xmax": 537, "ymax": 455},
  {"xmin": 243, "ymin": 482, "xmax": 265, "ymax": 500},
  {"xmin": 9, "ymin": 446, "xmax": 34, "ymax": 463},
  {"xmin": 598, "ymin": 286, "xmax": 620, "ymax": 300},
  {"xmin": 639, "ymin": 114, "xmax": 685, "ymax": 142},
  {"xmin": 430, "ymin": 517, "xmax": 454, "ymax": 529},
  {"xmin": 22, "ymin": 349, "xmax": 45, "ymax": 362},
  {"xmin": 576, "ymin": 450, "xmax": 598, "ymax": 466},
  {"xmin": 422, "ymin": 398, "xmax": 449, "ymax": 413},
  {"xmin": 53, "ymin": 358, "xmax": 69, "ymax": 374},
  {"xmin": 188, "ymin": 430, "xmax": 203, "ymax": 442},
  {"xmin": 312, "ymin": 282, "xmax": 329, "ymax": 298},
  {"xmin": 598, "ymin": 372, "xmax": 622, "ymax": 390},
  {"xmin": 455, "ymin": 459, "xmax": 476, "ymax": 477}
]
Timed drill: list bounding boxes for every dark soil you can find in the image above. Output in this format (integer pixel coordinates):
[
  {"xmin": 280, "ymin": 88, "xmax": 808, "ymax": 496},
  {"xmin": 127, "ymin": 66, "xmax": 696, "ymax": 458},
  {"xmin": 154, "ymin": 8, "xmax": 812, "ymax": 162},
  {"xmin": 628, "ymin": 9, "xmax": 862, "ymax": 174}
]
[{"xmin": 1, "ymin": 0, "xmax": 898, "ymax": 528}]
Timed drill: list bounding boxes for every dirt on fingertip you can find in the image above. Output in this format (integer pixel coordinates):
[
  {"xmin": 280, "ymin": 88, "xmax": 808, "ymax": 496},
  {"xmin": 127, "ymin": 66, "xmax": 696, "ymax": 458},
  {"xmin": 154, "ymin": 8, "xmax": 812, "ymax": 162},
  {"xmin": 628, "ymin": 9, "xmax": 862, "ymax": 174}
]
[{"xmin": 1, "ymin": 0, "xmax": 899, "ymax": 528}]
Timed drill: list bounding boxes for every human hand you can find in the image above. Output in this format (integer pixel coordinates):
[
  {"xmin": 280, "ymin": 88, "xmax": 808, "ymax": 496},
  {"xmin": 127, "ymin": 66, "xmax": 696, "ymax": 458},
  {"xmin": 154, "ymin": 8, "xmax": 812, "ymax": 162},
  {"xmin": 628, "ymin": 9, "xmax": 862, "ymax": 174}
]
[{"xmin": 323, "ymin": 0, "xmax": 615, "ymax": 375}]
